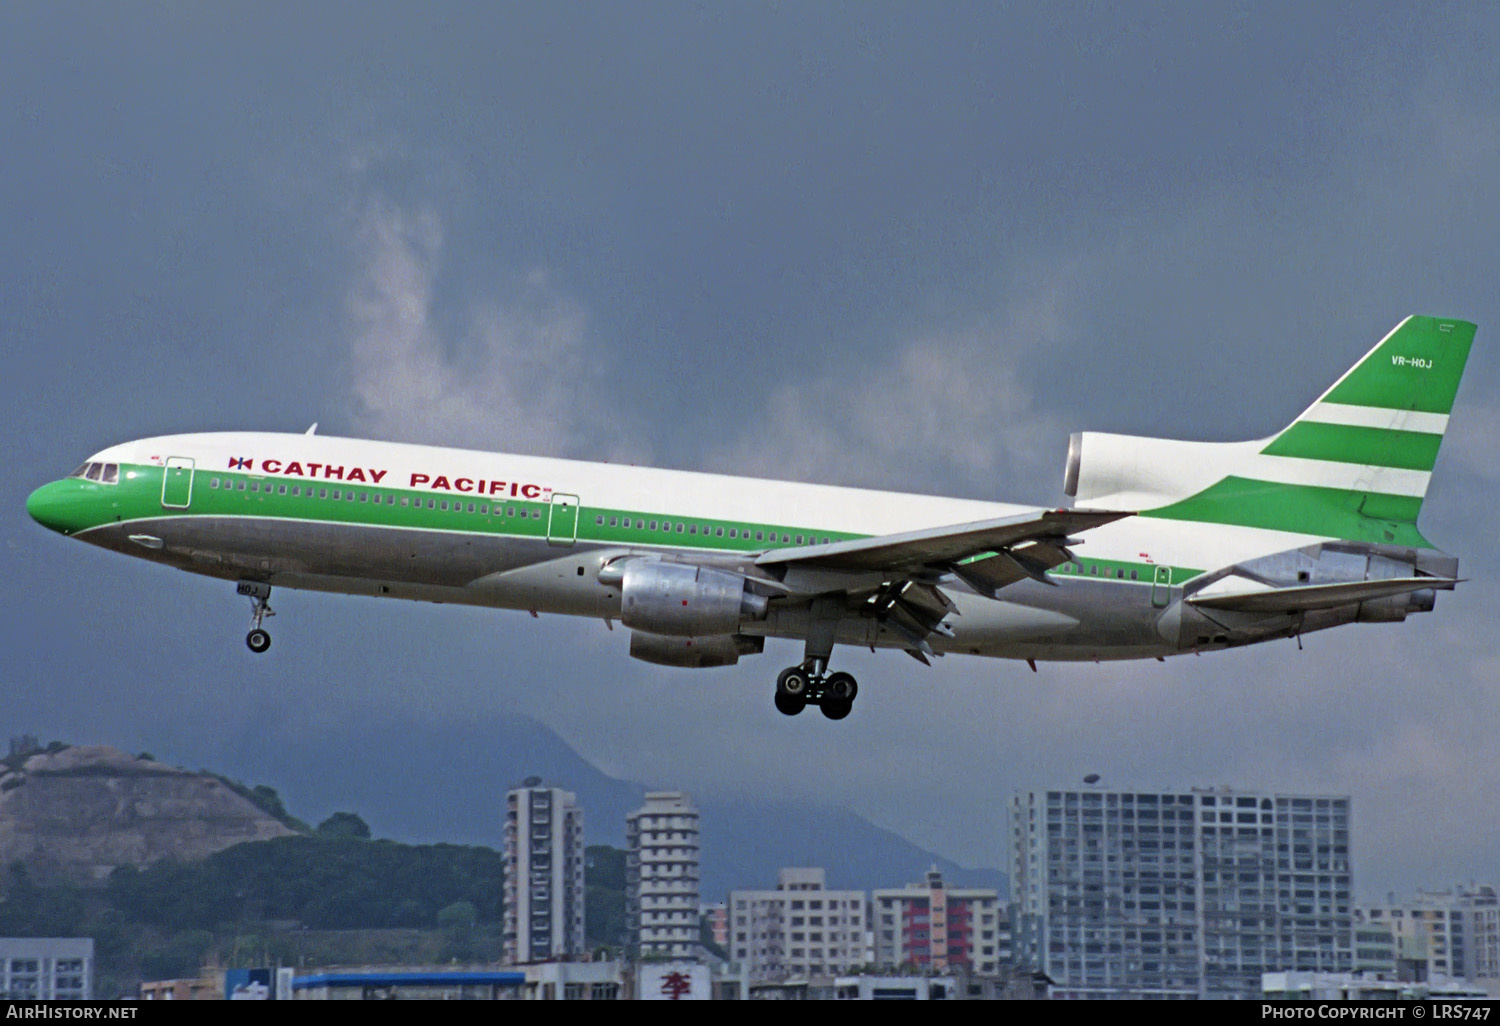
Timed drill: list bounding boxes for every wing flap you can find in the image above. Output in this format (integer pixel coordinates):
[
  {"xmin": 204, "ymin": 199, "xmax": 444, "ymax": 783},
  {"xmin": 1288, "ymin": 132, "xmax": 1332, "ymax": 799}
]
[{"xmin": 1188, "ymin": 576, "xmax": 1458, "ymax": 613}]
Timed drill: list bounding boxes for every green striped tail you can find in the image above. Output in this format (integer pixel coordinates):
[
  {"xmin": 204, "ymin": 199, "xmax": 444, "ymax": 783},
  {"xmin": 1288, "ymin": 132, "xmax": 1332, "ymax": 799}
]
[{"xmin": 1143, "ymin": 316, "xmax": 1475, "ymax": 545}]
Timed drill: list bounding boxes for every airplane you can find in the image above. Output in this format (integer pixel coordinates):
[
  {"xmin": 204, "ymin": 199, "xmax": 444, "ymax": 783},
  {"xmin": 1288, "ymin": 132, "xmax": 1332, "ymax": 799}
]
[{"xmin": 27, "ymin": 315, "xmax": 1472, "ymax": 721}]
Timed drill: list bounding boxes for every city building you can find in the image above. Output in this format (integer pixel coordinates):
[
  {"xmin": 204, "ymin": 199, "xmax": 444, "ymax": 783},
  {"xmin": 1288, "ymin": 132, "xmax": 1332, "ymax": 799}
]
[
  {"xmin": 1263, "ymin": 971, "xmax": 1489, "ymax": 1001},
  {"xmin": 1357, "ymin": 885, "xmax": 1500, "ymax": 986},
  {"xmin": 0, "ymin": 938, "xmax": 92, "ymax": 1000},
  {"xmin": 729, "ymin": 868, "xmax": 869, "ymax": 982},
  {"xmin": 1011, "ymin": 786, "xmax": 1355, "ymax": 999},
  {"xmin": 514, "ymin": 961, "xmax": 623, "ymax": 1000},
  {"xmin": 503, "ymin": 781, "xmax": 585, "ymax": 964},
  {"xmin": 702, "ymin": 902, "xmax": 729, "ymax": 951},
  {"xmin": 871, "ymin": 868, "xmax": 1009, "ymax": 973},
  {"xmin": 626, "ymin": 791, "xmax": 701, "ymax": 960}
]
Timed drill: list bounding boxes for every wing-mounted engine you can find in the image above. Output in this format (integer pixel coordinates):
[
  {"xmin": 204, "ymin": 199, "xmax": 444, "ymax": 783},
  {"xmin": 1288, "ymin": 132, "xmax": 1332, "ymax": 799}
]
[
  {"xmin": 599, "ymin": 558, "xmax": 769, "ymax": 637},
  {"xmin": 628, "ymin": 631, "xmax": 764, "ymax": 668},
  {"xmin": 1158, "ymin": 543, "xmax": 1459, "ymax": 649}
]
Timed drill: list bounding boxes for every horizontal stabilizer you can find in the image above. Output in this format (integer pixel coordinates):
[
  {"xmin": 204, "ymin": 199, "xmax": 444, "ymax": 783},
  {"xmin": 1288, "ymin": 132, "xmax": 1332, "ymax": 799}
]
[{"xmin": 1188, "ymin": 576, "xmax": 1458, "ymax": 613}]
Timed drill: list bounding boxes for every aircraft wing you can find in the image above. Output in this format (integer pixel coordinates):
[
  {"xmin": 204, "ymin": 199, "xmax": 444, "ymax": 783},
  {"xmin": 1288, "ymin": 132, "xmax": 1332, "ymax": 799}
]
[
  {"xmin": 1187, "ymin": 576, "xmax": 1459, "ymax": 613},
  {"xmin": 756, "ymin": 508, "xmax": 1132, "ymax": 596}
]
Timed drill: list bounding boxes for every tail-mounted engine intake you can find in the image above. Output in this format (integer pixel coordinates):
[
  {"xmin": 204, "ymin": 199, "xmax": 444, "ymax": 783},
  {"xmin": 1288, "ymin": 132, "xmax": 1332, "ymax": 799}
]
[{"xmin": 599, "ymin": 559, "xmax": 769, "ymax": 637}]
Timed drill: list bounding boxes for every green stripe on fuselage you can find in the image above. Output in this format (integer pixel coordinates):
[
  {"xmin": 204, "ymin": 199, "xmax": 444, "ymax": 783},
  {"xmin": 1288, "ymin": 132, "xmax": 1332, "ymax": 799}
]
[
  {"xmin": 1260, "ymin": 422, "xmax": 1442, "ymax": 471},
  {"xmin": 61, "ymin": 464, "xmax": 858, "ymax": 556},
  {"xmin": 51, "ymin": 464, "xmax": 1205, "ymax": 590}
]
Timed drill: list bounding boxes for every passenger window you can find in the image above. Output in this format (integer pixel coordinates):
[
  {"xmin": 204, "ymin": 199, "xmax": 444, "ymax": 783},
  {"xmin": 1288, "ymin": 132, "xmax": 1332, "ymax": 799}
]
[
  {"xmin": 440, "ymin": 501, "xmax": 448, "ymax": 511},
  {"xmin": 596, "ymin": 515, "xmax": 604, "ymax": 525},
  {"xmin": 609, "ymin": 517, "xmax": 618, "ymax": 527},
  {"xmin": 650, "ymin": 520, "xmax": 658, "ymax": 530},
  {"xmin": 532, "ymin": 510, "xmax": 541, "ymax": 519},
  {"xmin": 210, "ymin": 478, "xmax": 220, "ymax": 489},
  {"xmin": 756, "ymin": 531, "xmax": 763, "ymax": 541},
  {"xmin": 399, "ymin": 497, "xmax": 407, "ymax": 507},
  {"xmin": 346, "ymin": 492, "xmax": 354, "ymax": 501},
  {"xmin": 782, "ymin": 535, "xmax": 790, "ymax": 544},
  {"xmin": 292, "ymin": 487, "xmax": 300, "ymax": 497},
  {"xmin": 716, "ymin": 527, "xmax": 724, "ymax": 537},
  {"xmin": 480, "ymin": 504, "xmax": 488, "ymax": 514},
  {"xmin": 361, "ymin": 493, "xmax": 369, "ymax": 502},
  {"xmin": 689, "ymin": 525, "xmax": 696, "ymax": 534},
  {"xmin": 1130, "ymin": 570, "xmax": 1138, "ymax": 581},
  {"xmin": 796, "ymin": 535, "xmax": 804, "ymax": 544},
  {"xmin": 279, "ymin": 485, "xmax": 287, "ymax": 495},
  {"xmin": 676, "ymin": 523, "xmax": 684, "ymax": 533},
  {"xmin": 239, "ymin": 481, "xmax": 247, "ymax": 491},
  {"xmin": 427, "ymin": 500, "xmax": 435, "ymax": 509},
  {"xmin": 1116, "ymin": 569, "xmax": 1124, "ymax": 579},
  {"xmin": 467, "ymin": 503, "xmax": 475, "ymax": 513},
  {"xmin": 319, "ymin": 489, "xmax": 327, "ymax": 499}
]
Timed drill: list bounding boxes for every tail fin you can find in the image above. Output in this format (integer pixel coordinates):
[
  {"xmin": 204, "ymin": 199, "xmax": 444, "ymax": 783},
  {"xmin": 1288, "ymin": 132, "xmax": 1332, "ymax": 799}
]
[{"xmin": 1075, "ymin": 316, "xmax": 1476, "ymax": 546}]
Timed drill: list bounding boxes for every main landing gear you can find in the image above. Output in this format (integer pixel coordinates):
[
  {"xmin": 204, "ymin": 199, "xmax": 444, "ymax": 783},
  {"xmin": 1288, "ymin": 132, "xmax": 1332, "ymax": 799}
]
[
  {"xmin": 237, "ymin": 581, "xmax": 274, "ymax": 654},
  {"xmin": 774, "ymin": 661, "xmax": 859, "ymax": 721}
]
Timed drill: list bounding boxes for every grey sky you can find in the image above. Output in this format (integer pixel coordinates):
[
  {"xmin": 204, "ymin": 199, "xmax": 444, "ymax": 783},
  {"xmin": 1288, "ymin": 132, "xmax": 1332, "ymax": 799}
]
[{"xmin": 4, "ymin": 4, "xmax": 1498, "ymax": 895}]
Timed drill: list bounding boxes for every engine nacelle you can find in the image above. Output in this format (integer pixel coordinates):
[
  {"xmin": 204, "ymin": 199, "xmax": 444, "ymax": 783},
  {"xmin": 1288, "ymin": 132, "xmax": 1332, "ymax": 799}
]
[
  {"xmin": 628, "ymin": 631, "xmax": 764, "ymax": 668},
  {"xmin": 606, "ymin": 559, "xmax": 769, "ymax": 637}
]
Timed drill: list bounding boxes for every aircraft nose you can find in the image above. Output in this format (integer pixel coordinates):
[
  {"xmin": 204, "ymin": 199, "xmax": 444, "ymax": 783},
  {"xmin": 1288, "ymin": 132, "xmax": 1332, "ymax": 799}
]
[{"xmin": 26, "ymin": 481, "xmax": 73, "ymax": 534}]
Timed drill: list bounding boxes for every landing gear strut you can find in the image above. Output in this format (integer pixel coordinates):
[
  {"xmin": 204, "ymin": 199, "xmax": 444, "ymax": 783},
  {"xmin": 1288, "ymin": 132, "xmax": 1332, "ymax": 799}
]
[
  {"xmin": 774, "ymin": 658, "xmax": 859, "ymax": 720},
  {"xmin": 237, "ymin": 581, "xmax": 274, "ymax": 654}
]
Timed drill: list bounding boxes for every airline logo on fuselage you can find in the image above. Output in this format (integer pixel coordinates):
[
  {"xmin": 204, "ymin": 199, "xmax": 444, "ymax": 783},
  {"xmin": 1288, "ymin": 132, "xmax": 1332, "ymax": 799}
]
[{"xmin": 225, "ymin": 457, "xmax": 553, "ymax": 499}]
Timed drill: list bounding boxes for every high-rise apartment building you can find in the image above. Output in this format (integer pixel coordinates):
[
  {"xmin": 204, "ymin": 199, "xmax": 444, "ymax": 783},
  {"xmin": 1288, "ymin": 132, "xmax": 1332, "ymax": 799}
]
[
  {"xmin": 626, "ymin": 791, "xmax": 702, "ymax": 960},
  {"xmin": 503, "ymin": 782, "xmax": 585, "ymax": 964},
  {"xmin": 729, "ymin": 868, "xmax": 869, "ymax": 981},
  {"xmin": 871, "ymin": 868, "xmax": 1009, "ymax": 973},
  {"xmin": 1011, "ymin": 786, "xmax": 1354, "ymax": 999},
  {"xmin": 1358, "ymin": 885, "xmax": 1500, "ymax": 984}
]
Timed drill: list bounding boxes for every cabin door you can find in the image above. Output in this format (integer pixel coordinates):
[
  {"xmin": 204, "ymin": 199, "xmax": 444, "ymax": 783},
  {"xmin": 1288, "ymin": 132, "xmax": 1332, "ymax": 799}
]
[
  {"xmin": 547, "ymin": 493, "xmax": 580, "ymax": 547},
  {"xmin": 1151, "ymin": 564, "xmax": 1172, "ymax": 608},
  {"xmin": 161, "ymin": 457, "xmax": 195, "ymax": 509}
]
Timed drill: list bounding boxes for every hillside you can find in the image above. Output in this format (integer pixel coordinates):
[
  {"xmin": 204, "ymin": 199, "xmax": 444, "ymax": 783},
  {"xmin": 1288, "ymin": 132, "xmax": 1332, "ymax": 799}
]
[{"xmin": 0, "ymin": 745, "xmax": 297, "ymax": 885}]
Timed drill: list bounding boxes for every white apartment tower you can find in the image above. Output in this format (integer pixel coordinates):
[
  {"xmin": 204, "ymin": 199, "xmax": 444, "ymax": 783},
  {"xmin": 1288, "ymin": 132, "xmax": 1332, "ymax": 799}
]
[
  {"xmin": 504, "ymin": 782, "xmax": 586, "ymax": 964},
  {"xmin": 626, "ymin": 791, "xmax": 702, "ymax": 959},
  {"xmin": 1011, "ymin": 786, "xmax": 1355, "ymax": 999},
  {"xmin": 729, "ymin": 868, "xmax": 869, "ymax": 981}
]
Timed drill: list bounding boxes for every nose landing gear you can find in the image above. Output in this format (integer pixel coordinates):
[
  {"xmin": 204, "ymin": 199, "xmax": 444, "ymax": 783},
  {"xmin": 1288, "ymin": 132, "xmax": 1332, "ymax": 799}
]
[{"xmin": 237, "ymin": 581, "xmax": 275, "ymax": 654}]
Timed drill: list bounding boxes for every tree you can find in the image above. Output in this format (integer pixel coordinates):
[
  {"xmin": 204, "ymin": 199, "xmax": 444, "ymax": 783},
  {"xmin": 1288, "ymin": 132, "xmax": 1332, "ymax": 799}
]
[
  {"xmin": 315, "ymin": 812, "xmax": 371, "ymax": 840},
  {"xmin": 437, "ymin": 901, "xmax": 478, "ymax": 962}
]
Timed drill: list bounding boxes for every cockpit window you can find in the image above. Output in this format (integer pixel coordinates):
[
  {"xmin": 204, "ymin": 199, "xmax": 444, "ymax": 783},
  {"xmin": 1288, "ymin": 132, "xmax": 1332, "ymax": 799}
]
[
  {"xmin": 68, "ymin": 463, "xmax": 90, "ymax": 479},
  {"xmin": 84, "ymin": 463, "xmax": 103, "ymax": 481},
  {"xmin": 101, "ymin": 463, "xmax": 119, "ymax": 484}
]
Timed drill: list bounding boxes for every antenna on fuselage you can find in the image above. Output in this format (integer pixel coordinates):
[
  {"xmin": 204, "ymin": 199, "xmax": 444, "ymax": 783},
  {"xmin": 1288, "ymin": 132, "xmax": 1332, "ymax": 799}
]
[{"xmin": 305, "ymin": 423, "xmax": 318, "ymax": 435}]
